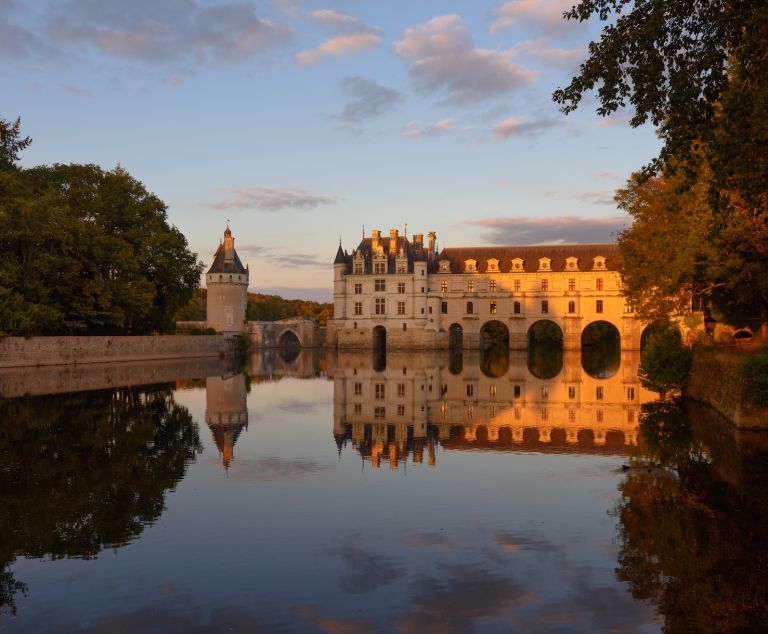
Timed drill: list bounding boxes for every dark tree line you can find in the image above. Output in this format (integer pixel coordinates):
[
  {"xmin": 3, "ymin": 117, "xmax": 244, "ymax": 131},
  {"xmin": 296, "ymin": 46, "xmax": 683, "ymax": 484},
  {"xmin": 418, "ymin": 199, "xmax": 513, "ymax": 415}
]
[{"xmin": 0, "ymin": 118, "xmax": 203, "ymax": 336}]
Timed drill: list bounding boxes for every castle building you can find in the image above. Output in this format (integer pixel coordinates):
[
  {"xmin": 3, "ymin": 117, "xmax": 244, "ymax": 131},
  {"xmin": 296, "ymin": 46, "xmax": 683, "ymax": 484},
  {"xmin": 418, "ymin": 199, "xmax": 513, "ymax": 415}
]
[
  {"xmin": 329, "ymin": 228, "xmax": 643, "ymax": 350},
  {"xmin": 206, "ymin": 225, "xmax": 249, "ymax": 334},
  {"xmin": 205, "ymin": 373, "xmax": 249, "ymax": 471}
]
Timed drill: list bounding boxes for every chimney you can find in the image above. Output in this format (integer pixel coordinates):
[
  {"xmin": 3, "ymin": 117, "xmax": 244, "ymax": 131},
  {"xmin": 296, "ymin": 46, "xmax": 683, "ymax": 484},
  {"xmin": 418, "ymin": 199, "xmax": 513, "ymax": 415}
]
[
  {"xmin": 371, "ymin": 229, "xmax": 381, "ymax": 253},
  {"xmin": 413, "ymin": 234, "xmax": 423, "ymax": 251},
  {"xmin": 389, "ymin": 228, "xmax": 398, "ymax": 255},
  {"xmin": 427, "ymin": 232, "xmax": 436, "ymax": 256}
]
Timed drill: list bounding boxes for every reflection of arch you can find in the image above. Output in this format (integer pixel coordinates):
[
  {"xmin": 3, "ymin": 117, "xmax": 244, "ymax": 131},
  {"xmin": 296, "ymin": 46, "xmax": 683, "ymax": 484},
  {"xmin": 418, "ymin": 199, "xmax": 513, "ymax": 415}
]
[
  {"xmin": 449, "ymin": 323, "xmax": 463, "ymax": 351},
  {"xmin": 480, "ymin": 320, "xmax": 509, "ymax": 378},
  {"xmin": 527, "ymin": 320, "xmax": 563, "ymax": 379},
  {"xmin": 278, "ymin": 329, "xmax": 301, "ymax": 363},
  {"xmin": 372, "ymin": 326, "xmax": 387, "ymax": 371},
  {"xmin": 581, "ymin": 320, "xmax": 620, "ymax": 379}
]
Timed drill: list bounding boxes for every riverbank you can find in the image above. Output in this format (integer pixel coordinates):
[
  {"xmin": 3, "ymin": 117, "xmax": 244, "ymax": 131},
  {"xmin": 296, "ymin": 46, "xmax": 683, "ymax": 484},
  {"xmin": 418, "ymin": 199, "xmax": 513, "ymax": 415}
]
[
  {"xmin": 0, "ymin": 335, "xmax": 234, "ymax": 369},
  {"xmin": 685, "ymin": 344, "xmax": 768, "ymax": 429}
]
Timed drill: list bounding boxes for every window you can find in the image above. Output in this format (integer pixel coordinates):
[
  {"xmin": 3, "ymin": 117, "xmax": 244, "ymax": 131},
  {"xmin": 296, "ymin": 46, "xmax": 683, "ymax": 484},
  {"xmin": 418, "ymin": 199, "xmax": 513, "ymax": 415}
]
[
  {"xmin": 441, "ymin": 403, "xmax": 448, "ymax": 418},
  {"xmin": 596, "ymin": 386, "xmax": 604, "ymax": 400},
  {"xmin": 541, "ymin": 300, "xmax": 548, "ymax": 314},
  {"xmin": 596, "ymin": 408, "xmax": 603, "ymax": 423},
  {"xmin": 467, "ymin": 280, "xmax": 475, "ymax": 293},
  {"xmin": 466, "ymin": 301, "xmax": 474, "ymax": 314},
  {"xmin": 354, "ymin": 403, "xmax": 362, "ymax": 415},
  {"xmin": 441, "ymin": 301, "xmax": 448, "ymax": 314},
  {"xmin": 490, "ymin": 406, "xmax": 496, "ymax": 419},
  {"xmin": 596, "ymin": 278, "xmax": 604, "ymax": 291},
  {"xmin": 374, "ymin": 261, "xmax": 386, "ymax": 274},
  {"xmin": 466, "ymin": 384, "xmax": 474, "ymax": 397},
  {"xmin": 514, "ymin": 301, "xmax": 521, "ymax": 314},
  {"xmin": 375, "ymin": 279, "xmax": 385, "ymax": 292},
  {"xmin": 541, "ymin": 279, "xmax": 548, "ymax": 291},
  {"xmin": 354, "ymin": 302, "xmax": 362, "ymax": 315},
  {"xmin": 428, "ymin": 306, "xmax": 433, "ymax": 314},
  {"xmin": 353, "ymin": 262, "xmax": 363, "ymax": 275},
  {"xmin": 596, "ymin": 300, "xmax": 604, "ymax": 313},
  {"xmin": 514, "ymin": 279, "xmax": 521, "ymax": 293},
  {"xmin": 568, "ymin": 278, "xmax": 575, "ymax": 291},
  {"xmin": 397, "ymin": 404, "xmax": 406, "ymax": 416},
  {"xmin": 397, "ymin": 383, "xmax": 406, "ymax": 397},
  {"xmin": 374, "ymin": 406, "xmax": 386, "ymax": 420},
  {"xmin": 441, "ymin": 280, "xmax": 448, "ymax": 293},
  {"xmin": 627, "ymin": 387, "xmax": 635, "ymax": 401},
  {"xmin": 397, "ymin": 282, "xmax": 405, "ymax": 294},
  {"xmin": 568, "ymin": 386, "xmax": 576, "ymax": 399},
  {"xmin": 375, "ymin": 298, "xmax": 386, "ymax": 315},
  {"xmin": 397, "ymin": 301, "xmax": 406, "ymax": 315},
  {"xmin": 625, "ymin": 301, "xmax": 635, "ymax": 314},
  {"xmin": 628, "ymin": 409, "xmax": 635, "ymax": 423},
  {"xmin": 354, "ymin": 283, "xmax": 362, "ymax": 295},
  {"xmin": 541, "ymin": 407, "xmax": 548, "ymax": 421},
  {"xmin": 397, "ymin": 262, "xmax": 406, "ymax": 274},
  {"xmin": 402, "ymin": 323, "xmax": 407, "ymax": 331},
  {"xmin": 375, "ymin": 383, "xmax": 385, "ymax": 399},
  {"xmin": 514, "ymin": 385, "xmax": 521, "ymax": 398},
  {"xmin": 490, "ymin": 280, "xmax": 497, "ymax": 292},
  {"xmin": 568, "ymin": 409, "xmax": 576, "ymax": 422},
  {"xmin": 490, "ymin": 384, "xmax": 497, "ymax": 397},
  {"xmin": 354, "ymin": 382, "xmax": 362, "ymax": 396},
  {"xmin": 568, "ymin": 301, "xmax": 575, "ymax": 314},
  {"xmin": 514, "ymin": 407, "xmax": 520, "ymax": 420},
  {"xmin": 541, "ymin": 386, "xmax": 549, "ymax": 398},
  {"xmin": 490, "ymin": 301, "xmax": 497, "ymax": 315}
]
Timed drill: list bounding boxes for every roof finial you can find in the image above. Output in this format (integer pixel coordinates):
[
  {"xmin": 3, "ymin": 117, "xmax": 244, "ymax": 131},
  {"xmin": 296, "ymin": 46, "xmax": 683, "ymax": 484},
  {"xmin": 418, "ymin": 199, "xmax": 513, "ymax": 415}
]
[
  {"xmin": 339, "ymin": 235, "xmax": 342, "ymax": 247},
  {"xmin": 362, "ymin": 224, "xmax": 365, "ymax": 240},
  {"xmin": 404, "ymin": 222, "xmax": 407, "ymax": 238}
]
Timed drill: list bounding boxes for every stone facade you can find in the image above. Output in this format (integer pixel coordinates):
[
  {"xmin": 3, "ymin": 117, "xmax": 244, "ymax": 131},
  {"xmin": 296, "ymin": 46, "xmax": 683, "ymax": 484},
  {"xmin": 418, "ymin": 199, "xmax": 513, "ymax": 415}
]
[
  {"xmin": 329, "ymin": 229, "xmax": 644, "ymax": 350},
  {"xmin": 206, "ymin": 226, "xmax": 249, "ymax": 334}
]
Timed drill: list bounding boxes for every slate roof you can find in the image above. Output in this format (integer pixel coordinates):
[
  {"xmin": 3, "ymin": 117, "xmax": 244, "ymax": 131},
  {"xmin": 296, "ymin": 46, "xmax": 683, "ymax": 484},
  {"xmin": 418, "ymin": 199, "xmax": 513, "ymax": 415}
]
[
  {"xmin": 333, "ymin": 236, "xmax": 429, "ymax": 274},
  {"xmin": 207, "ymin": 242, "xmax": 248, "ymax": 275},
  {"xmin": 431, "ymin": 244, "xmax": 621, "ymax": 274}
]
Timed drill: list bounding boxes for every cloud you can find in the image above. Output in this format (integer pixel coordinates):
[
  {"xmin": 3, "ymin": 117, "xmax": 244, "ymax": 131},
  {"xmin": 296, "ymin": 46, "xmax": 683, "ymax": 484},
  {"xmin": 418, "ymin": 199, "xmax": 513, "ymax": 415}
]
[
  {"xmin": 328, "ymin": 542, "xmax": 405, "ymax": 594},
  {"xmin": 570, "ymin": 190, "xmax": 616, "ymax": 205},
  {"xmin": 307, "ymin": 9, "xmax": 376, "ymax": 34},
  {"xmin": 47, "ymin": 0, "xmax": 291, "ymax": 65},
  {"xmin": 491, "ymin": 0, "xmax": 580, "ymax": 34},
  {"xmin": 258, "ymin": 286, "xmax": 332, "ymax": 302},
  {"xmin": 494, "ymin": 530, "xmax": 555, "ymax": 553},
  {"xmin": 403, "ymin": 117, "xmax": 462, "ymax": 138},
  {"xmin": 338, "ymin": 76, "xmax": 405, "ymax": 123},
  {"xmin": 468, "ymin": 215, "xmax": 630, "ymax": 244},
  {"xmin": 295, "ymin": 32, "xmax": 379, "ymax": 65},
  {"xmin": 0, "ymin": 2, "xmax": 52, "ymax": 59},
  {"xmin": 61, "ymin": 83, "xmax": 91, "ymax": 97},
  {"xmin": 227, "ymin": 456, "xmax": 334, "ymax": 483},
  {"xmin": 493, "ymin": 116, "xmax": 558, "ymax": 138},
  {"xmin": 509, "ymin": 37, "xmax": 584, "ymax": 67},
  {"xmin": 296, "ymin": 605, "xmax": 376, "ymax": 634},
  {"xmin": 212, "ymin": 187, "xmax": 337, "ymax": 211},
  {"xmin": 270, "ymin": 253, "xmax": 329, "ymax": 268},
  {"xmin": 394, "ymin": 14, "xmax": 538, "ymax": 104}
]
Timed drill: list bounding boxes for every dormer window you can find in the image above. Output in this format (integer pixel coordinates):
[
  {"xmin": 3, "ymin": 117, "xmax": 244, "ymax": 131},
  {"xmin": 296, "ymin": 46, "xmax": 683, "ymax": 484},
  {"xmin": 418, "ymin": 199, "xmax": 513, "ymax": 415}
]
[
  {"xmin": 511, "ymin": 258, "xmax": 524, "ymax": 271},
  {"xmin": 566, "ymin": 257, "xmax": 579, "ymax": 270},
  {"xmin": 439, "ymin": 260, "xmax": 451, "ymax": 272},
  {"xmin": 487, "ymin": 258, "xmax": 499, "ymax": 272},
  {"xmin": 593, "ymin": 256, "xmax": 606, "ymax": 270},
  {"xmin": 465, "ymin": 259, "xmax": 477, "ymax": 273},
  {"xmin": 538, "ymin": 257, "xmax": 551, "ymax": 271}
]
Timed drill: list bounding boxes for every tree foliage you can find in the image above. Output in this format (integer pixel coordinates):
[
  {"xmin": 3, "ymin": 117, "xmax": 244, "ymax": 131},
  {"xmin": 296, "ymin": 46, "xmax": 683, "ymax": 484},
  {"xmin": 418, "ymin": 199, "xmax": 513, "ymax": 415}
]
[
  {"xmin": 0, "ymin": 119, "xmax": 204, "ymax": 336},
  {"xmin": 0, "ymin": 386, "xmax": 202, "ymax": 614},
  {"xmin": 638, "ymin": 325, "xmax": 691, "ymax": 395},
  {"xmin": 0, "ymin": 117, "xmax": 31, "ymax": 171}
]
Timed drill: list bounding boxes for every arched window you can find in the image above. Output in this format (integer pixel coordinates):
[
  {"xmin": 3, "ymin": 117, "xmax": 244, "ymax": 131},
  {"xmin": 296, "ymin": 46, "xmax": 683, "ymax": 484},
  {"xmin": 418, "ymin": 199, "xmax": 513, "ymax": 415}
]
[
  {"xmin": 568, "ymin": 301, "xmax": 575, "ymax": 314},
  {"xmin": 514, "ymin": 301, "xmax": 521, "ymax": 314},
  {"xmin": 402, "ymin": 323, "xmax": 407, "ymax": 331},
  {"xmin": 466, "ymin": 301, "xmax": 474, "ymax": 314},
  {"xmin": 219, "ymin": 274, "xmax": 222, "ymax": 281}
]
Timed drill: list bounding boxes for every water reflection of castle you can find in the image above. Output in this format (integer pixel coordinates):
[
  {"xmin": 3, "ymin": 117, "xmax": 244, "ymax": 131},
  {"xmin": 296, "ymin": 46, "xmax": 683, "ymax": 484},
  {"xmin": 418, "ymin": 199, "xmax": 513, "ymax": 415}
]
[
  {"xmin": 331, "ymin": 350, "xmax": 656, "ymax": 469},
  {"xmin": 205, "ymin": 374, "xmax": 248, "ymax": 470}
]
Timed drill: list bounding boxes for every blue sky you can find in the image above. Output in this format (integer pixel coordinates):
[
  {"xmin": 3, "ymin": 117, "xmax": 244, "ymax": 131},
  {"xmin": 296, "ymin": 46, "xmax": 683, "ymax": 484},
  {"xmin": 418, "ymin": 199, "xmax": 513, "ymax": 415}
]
[{"xmin": 3, "ymin": 0, "xmax": 660, "ymax": 300}]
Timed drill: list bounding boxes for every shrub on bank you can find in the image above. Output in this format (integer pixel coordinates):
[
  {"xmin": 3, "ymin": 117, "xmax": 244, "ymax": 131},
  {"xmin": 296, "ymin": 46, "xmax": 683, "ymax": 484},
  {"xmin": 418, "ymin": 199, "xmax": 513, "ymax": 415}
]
[
  {"xmin": 741, "ymin": 350, "xmax": 768, "ymax": 406},
  {"xmin": 639, "ymin": 327, "xmax": 692, "ymax": 395}
]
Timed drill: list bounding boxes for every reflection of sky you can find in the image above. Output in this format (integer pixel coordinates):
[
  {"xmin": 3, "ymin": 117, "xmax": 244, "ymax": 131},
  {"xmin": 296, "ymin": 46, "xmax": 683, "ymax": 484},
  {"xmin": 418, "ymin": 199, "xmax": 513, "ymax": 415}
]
[{"xmin": 6, "ymin": 374, "xmax": 659, "ymax": 633}]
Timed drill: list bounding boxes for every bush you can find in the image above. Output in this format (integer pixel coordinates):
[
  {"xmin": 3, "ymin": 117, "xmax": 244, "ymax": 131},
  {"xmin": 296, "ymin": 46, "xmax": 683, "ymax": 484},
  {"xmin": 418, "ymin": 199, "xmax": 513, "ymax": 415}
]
[
  {"xmin": 741, "ymin": 350, "xmax": 768, "ymax": 406},
  {"xmin": 639, "ymin": 326, "xmax": 692, "ymax": 395}
]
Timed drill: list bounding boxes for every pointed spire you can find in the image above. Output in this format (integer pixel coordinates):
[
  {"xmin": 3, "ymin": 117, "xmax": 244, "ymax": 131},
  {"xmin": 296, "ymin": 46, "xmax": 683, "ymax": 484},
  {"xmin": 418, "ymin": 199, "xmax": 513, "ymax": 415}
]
[{"xmin": 334, "ymin": 241, "xmax": 346, "ymax": 264}]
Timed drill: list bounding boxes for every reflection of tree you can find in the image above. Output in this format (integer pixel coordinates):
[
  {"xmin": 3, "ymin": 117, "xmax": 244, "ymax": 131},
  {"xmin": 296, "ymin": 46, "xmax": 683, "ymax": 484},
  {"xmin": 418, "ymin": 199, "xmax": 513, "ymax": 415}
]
[
  {"xmin": 614, "ymin": 399, "xmax": 768, "ymax": 631},
  {"xmin": 527, "ymin": 343, "xmax": 563, "ymax": 379},
  {"xmin": 480, "ymin": 346, "xmax": 509, "ymax": 378},
  {"xmin": 0, "ymin": 386, "xmax": 202, "ymax": 615}
]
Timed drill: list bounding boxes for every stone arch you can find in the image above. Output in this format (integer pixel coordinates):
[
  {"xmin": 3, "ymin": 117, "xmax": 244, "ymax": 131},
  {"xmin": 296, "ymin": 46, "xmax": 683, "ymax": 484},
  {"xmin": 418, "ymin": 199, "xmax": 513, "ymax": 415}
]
[
  {"xmin": 480, "ymin": 320, "xmax": 509, "ymax": 378},
  {"xmin": 581, "ymin": 320, "xmax": 621, "ymax": 378},
  {"xmin": 527, "ymin": 320, "xmax": 563, "ymax": 379},
  {"xmin": 278, "ymin": 329, "xmax": 301, "ymax": 363}
]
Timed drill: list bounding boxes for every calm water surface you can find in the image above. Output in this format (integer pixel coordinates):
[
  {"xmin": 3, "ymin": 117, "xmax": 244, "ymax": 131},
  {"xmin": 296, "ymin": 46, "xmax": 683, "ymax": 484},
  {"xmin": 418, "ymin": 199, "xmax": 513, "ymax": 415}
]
[{"xmin": 0, "ymin": 347, "xmax": 766, "ymax": 633}]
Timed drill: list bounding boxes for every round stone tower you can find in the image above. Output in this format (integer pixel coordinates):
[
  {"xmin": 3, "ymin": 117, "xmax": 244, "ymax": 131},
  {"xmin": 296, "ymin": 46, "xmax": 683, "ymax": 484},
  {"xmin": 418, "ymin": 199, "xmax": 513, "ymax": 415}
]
[{"xmin": 206, "ymin": 225, "xmax": 249, "ymax": 334}]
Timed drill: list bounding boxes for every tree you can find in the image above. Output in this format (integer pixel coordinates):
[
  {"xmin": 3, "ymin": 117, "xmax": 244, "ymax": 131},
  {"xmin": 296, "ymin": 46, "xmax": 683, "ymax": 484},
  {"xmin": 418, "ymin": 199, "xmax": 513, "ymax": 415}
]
[
  {"xmin": 0, "ymin": 162, "xmax": 204, "ymax": 335},
  {"xmin": 638, "ymin": 326, "xmax": 692, "ymax": 395},
  {"xmin": 0, "ymin": 117, "xmax": 31, "ymax": 171}
]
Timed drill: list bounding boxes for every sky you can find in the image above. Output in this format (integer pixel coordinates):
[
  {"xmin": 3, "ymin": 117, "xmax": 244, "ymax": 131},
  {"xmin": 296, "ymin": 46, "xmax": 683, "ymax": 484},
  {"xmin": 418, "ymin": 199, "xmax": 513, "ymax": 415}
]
[{"xmin": 2, "ymin": 0, "xmax": 661, "ymax": 301}]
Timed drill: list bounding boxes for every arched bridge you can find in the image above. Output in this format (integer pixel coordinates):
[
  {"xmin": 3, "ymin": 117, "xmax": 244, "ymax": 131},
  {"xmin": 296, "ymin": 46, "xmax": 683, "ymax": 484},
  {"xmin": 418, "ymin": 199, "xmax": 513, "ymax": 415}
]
[{"xmin": 246, "ymin": 317, "xmax": 323, "ymax": 349}]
